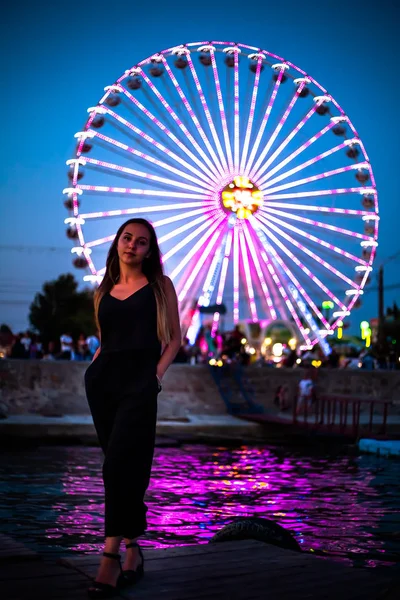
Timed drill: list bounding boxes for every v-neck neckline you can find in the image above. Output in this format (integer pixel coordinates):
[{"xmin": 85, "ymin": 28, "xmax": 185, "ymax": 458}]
[{"xmin": 108, "ymin": 282, "xmax": 150, "ymax": 302}]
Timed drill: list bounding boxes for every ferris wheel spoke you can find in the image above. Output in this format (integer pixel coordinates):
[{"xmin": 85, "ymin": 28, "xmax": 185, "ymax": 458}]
[
  {"xmin": 85, "ymin": 235, "xmax": 115, "ymax": 248},
  {"xmin": 261, "ymin": 162, "xmax": 368, "ymax": 196},
  {"xmin": 264, "ymin": 187, "xmax": 371, "ymax": 201},
  {"xmin": 253, "ymin": 216, "xmax": 347, "ymax": 311},
  {"xmin": 159, "ymin": 57, "xmax": 226, "ymax": 178},
  {"xmin": 118, "ymin": 87, "xmax": 218, "ymax": 180},
  {"xmin": 130, "ymin": 71, "xmax": 221, "ymax": 180},
  {"xmin": 265, "ymin": 207, "xmax": 369, "ymax": 240},
  {"xmin": 101, "ymin": 108, "xmax": 214, "ymax": 186},
  {"xmin": 244, "ymin": 66, "xmax": 286, "ymax": 176},
  {"xmin": 83, "ymin": 209, "xmax": 210, "ymax": 249},
  {"xmin": 241, "ymin": 221, "xmax": 276, "ymax": 321},
  {"xmin": 249, "ymin": 82, "xmax": 305, "ymax": 181},
  {"xmin": 232, "ymin": 224, "xmax": 240, "ymax": 323},
  {"xmin": 246, "ymin": 220, "xmax": 329, "ymax": 329},
  {"xmin": 182, "ymin": 231, "xmax": 229, "ymax": 337},
  {"xmin": 83, "ymin": 157, "xmax": 208, "ymax": 194},
  {"xmin": 262, "ymin": 140, "xmax": 353, "ymax": 190},
  {"xmin": 211, "ymin": 228, "xmax": 234, "ymax": 333},
  {"xmin": 233, "ymin": 50, "xmax": 240, "ymax": 173},
  {"xmin": 252, "ymin": 223, "xmax": 316, "ymax": 342},
  {"xmin": 90, "ymin": 130, "xmax": 215, "ymax": 193},
  {"xmin": 257, "ymin": 121, "xmax": 337, "ymax": 187},
  {"xmin": 237, "ymin": 225, "xmax": 258, "ymax": 322},
  {"xmin": 177, "ymin": 223, "xmax": 227, "ymax": 303},
  {"xmin": 158, "ymin": 213, "xmax": 214, "ymax": 245},
  {"xmin": 83, "ymin": 249, "xmax": 96, "ymax": 274},
  {"xmin": 240, "ymin": 57, "xmax": 263, "ymax": 174},
  {"xmin": 245, "ymin": 223, "xmax": 291, "ymax": 322},
  {"xmin": 256, "ymin": 213, "xmax": 358, "ymax": 288},
  {"xmin": 251, "ymin": 228, "xmax": 312, "ymax": 341},
  {"xmin": 152, "ymin": 207, "xmax": 213, "ymax": 227},
  {"xmin": 166, "ymin": 213, "xmax": 225, "ymax": 272},
  {"xmin": 193, "ymin": 229, "xmax": 229, "ymax": 307},
  {"xmin": 252, "ymin": 104, "xmax": 323, "ymax": 184},
  {"xmin": 209, "ymin": 49, "xmax": 234, "ymax": 173},
  {"xmin": 262, "ymin": 200, "xmax": 371, "ymax": 216},
  {"xmin": 186, "ymin": 53, "xmax": 229, "ymax": 173},
  {"xmin": 78, "ymin": 199, "xmax": 214, "ymax": 221},
  {"xmin": 259, "ymin": 210, "xmax": 369, "ymax": 265},
  {"xmin": 77, "ymin": 184, "xmax": 210, "ymax": 203}
]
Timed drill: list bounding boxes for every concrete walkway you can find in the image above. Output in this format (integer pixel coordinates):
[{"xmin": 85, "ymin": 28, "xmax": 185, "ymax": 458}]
[
  {"xmin": 0, "ymin": 533, "xmax": 398, "ymax": 600},
  {"xmin": 0, "ymin": 414, "xmax": 267, "ymax": 444}
]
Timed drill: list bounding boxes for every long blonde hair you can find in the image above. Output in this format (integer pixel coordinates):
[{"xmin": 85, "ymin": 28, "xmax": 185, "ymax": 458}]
[{"xmin": 94, "ymin": 218, "xmax": 172, "ymax": 344}]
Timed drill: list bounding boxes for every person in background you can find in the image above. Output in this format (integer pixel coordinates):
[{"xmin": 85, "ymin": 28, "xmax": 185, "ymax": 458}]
[
  {"xmin": 86, "ymin": 333, "xmax": 100, "ymax": 361},
  {"xmin": 20, "ymin": 331, "xmax": 32, "ymax": 356},
  {"xmin": 274, "ymin": 384, "xmax": 290, "ymax": 411},
  {"xmin": 59, "ymin": 332, "xmax": 73, "ymax": 360},
  {"xmin": 77, "ymin": 333, "xmax": 89, "ymax": 361},
  {"xmin": 283, "ymin": 348, "xmax": 297, "ymax": 368},
  {"xmin": 361, "ymin": 352, "xmax": 375, "ymax": 371},
  {"xmin": 327, "ymin": 348, "xmax": 339, "ymax": 368},
  {"xmin": 10, "ymin": 333, "xmax": 27, "ymax": 359},
  {"xmin": 29, "ymin": 334, "xmax": 42, "ymax": 359},
  {"xmin": 296, "ymin": 371, "xmax": 314, "ymax": 416},
  {"xmin": 42, "ymin": 341, "xmax": 57, "ymax": 361}
]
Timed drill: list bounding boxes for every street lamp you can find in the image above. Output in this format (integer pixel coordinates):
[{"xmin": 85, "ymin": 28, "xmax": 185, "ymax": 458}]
[
  {"xmin": 360, "ymin": 321, "xmax": 372, "ymax": 348},
  {"xmin": 322, "ymin": 300, "xmax": 334, "ymax": 321}
]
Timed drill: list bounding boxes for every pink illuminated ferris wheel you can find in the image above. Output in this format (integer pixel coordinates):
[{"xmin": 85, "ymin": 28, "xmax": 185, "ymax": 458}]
[{"xmin": 63, "ymin": 41, "xmax": 379, "ymax": 352}]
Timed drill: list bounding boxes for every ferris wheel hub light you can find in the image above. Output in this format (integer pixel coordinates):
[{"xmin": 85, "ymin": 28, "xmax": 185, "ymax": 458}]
[{"xmin": 221, "ymin": 177, "xmax": 263, "ymax": 219}]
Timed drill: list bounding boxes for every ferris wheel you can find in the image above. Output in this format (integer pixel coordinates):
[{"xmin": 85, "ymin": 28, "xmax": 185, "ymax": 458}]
[{"xmin": 63, "ymin": 40, "xmax": 379, "ymax": 352}]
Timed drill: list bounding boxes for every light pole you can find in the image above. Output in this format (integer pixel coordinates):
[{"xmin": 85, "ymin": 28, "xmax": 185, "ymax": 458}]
[{"xmin": 377, "ymin": 251, "xmax": 400, "ymax": 348}]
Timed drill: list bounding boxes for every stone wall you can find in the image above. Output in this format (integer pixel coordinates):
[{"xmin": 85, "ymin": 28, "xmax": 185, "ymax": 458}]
[
  {"xmin": 0, "ymin": 360, "xmax": 226, "ymax": 418},
  {"xmin": 245, "ymin": 366, "xmax": 400, "ymax": 413},
  {"xmin": 0, "ymin": 359, "xmax": 399, "ymax": 419}
]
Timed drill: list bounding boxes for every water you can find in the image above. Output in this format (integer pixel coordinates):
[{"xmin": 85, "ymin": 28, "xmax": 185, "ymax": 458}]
[{"xmin": 1, "ymin": 444, "xmax": 399, "ymax": 568}]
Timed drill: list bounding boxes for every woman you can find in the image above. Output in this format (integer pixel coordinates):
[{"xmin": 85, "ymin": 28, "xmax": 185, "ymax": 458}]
[{"xmin": 85, "ymin": 218, "xmax": 181, "ymax": 598}]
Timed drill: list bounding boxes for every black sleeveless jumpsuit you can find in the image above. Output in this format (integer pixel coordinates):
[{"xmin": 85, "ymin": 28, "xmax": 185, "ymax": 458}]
[{"xmin": 84, "ymin": 283, "xmax": 161, "ymax": 539}]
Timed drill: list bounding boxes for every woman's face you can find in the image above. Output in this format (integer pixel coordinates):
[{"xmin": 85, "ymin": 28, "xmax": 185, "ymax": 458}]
[{"xmin": 117, "ymin": 223, "xmax": 151, "ymax": 267}]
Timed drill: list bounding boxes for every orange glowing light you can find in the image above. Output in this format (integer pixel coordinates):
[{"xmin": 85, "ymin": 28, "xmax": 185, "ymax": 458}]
[{"xmin": 221, "ymin": 177, "xmax": 263, "ymax": 219}]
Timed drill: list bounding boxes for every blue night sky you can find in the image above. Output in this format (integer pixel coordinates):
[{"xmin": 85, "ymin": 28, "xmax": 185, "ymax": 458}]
[{"xmin": 0, "ymin": 0, "xmax": 399, "ymax": 335}]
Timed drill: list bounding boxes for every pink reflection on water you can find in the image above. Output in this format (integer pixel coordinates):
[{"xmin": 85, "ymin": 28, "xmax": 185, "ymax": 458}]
[{"xmin": 45, "ymin": 445, "xmax": 400, "ymax": 566}]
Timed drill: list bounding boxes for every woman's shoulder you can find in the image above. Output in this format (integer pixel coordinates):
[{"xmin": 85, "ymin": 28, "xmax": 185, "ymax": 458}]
[{"xmin": 162, "ymin": 275, "xmax": 177, "ymax": 296}]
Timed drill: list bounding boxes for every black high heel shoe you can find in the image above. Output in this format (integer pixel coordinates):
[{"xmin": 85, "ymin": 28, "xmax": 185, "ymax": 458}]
[
  {"xmin": 87, "ymin": 551, "xmax": 123, "ymax": 599},
  {"xmin": 117, "ymin": 541, "xmax": 144, "ymax": 588}
]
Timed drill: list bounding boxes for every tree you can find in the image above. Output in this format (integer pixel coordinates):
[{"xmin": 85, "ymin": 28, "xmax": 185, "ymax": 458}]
[{"xmin": 29, "ymin": 273, "xmax": 96, "ymax": 345}]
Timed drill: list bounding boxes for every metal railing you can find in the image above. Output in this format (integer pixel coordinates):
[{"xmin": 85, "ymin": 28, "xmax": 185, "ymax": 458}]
[{"xmin": 293, "ymin": 393, "xmax": 392, "ymax": 438}]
